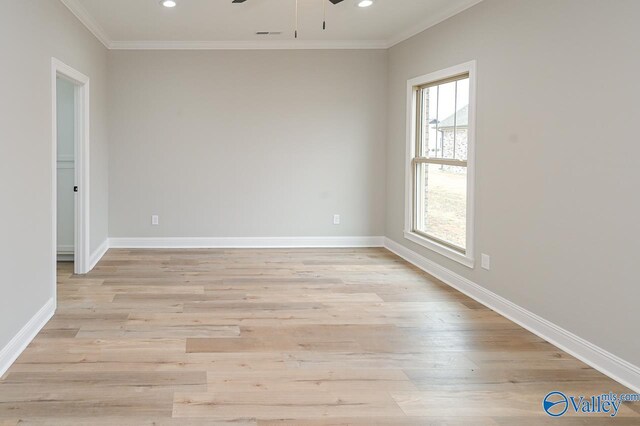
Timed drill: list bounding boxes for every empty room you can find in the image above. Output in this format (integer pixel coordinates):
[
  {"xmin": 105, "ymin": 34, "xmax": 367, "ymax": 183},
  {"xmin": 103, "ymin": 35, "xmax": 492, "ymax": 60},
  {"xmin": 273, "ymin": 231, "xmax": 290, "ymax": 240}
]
[{"xmin": 1, "ymin": 0, "xmax": 639, "ymax": 423}]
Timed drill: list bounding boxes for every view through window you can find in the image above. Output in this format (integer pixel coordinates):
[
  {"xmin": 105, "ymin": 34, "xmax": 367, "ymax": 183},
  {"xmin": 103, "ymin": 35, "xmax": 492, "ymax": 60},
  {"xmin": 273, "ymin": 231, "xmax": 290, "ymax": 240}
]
[{"xmin": 413, "ymin": 74, "xmax": 470, "ymax": 252}]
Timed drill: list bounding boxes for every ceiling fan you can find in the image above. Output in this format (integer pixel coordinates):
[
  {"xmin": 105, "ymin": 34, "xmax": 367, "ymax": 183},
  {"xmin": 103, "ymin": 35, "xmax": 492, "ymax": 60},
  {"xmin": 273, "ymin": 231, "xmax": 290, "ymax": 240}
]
[{"xmin": 232, "ymin": 0, "xmax": 346, "ymax": 38}]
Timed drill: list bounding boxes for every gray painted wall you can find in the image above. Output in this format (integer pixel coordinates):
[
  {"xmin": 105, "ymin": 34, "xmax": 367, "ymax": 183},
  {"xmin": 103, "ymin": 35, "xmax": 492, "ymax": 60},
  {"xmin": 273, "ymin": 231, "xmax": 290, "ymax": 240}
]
[
  {"xmin": 0, "ymin": 1, "xmax": 109, "ymax": 349},
  {"xmin": 108, "ymin": 50, "xmax": 387, "ymax": 238},
  {"xmin": 385, "ymin": 0, "xmax": 640, "ymax": 365}
]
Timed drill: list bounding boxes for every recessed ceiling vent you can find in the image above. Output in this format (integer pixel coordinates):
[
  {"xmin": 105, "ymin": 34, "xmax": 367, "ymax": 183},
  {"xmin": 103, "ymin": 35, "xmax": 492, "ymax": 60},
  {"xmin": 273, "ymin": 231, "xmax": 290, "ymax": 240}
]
[{"xmin": 256, "ymin": 31, "xmax": 282, "ymax": 36}]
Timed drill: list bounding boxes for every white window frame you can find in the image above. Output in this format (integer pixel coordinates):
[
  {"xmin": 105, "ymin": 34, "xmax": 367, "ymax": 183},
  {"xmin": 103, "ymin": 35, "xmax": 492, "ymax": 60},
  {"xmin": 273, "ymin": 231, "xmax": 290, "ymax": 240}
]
[{"xmin": 404, "ymin": 60, "xmax": 476, "ymax": 268}]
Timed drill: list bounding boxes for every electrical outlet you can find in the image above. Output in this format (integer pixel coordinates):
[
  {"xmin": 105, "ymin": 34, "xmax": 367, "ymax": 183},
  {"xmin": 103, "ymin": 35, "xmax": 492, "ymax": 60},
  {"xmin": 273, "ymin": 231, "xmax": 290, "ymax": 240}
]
[
  {"xmin": 333, "ymin": 214, "xmax": 341, "ymax": 225},
  {"xmin": 481, "ymin": 253, "xmax": 491, "ymax": 270},
  {"xmin": 152, "ymin": 215, "xmax": 159, "ymax": 226}
]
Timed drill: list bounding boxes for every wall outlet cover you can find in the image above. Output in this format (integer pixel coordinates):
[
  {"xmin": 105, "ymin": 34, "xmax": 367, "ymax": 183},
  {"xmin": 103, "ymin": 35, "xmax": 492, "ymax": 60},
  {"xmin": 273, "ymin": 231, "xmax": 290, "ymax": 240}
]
[{"xmin": 481, "ymin": 253, "xmax": 490, "ymax": 270}]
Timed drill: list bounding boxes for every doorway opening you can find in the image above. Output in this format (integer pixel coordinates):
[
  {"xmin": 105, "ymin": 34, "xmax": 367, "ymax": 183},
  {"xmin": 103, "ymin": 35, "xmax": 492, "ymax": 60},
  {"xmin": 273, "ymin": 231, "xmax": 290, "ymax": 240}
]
[
  {"xmin": 56, "ymin": 77, "xmax": 75, "ymax": 263},
  {"xmin": 52, "ymin": 58, "xmax": 90, "ymax": 297}
]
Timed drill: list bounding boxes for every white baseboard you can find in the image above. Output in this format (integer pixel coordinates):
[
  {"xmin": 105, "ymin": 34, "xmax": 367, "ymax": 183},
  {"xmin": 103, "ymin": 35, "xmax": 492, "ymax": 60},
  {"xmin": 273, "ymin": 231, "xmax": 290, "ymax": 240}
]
[
  {"xmin": 57, "ymin": 253, "xmax": 74, "ymax": 262},
  {"xmin": 0, "ymin": 298, "xmax": 55, "ymax": 377},
  {"xmin": 109, "ymin": 236, "xmax": 385, "ymax": 249},
  {"xmin": 88, "ymin": 238, "xmax": 109, "ymax": 271},
  {"xmin": 384, "ymin": 237, "xmax": 640, "ymax": 393},
  {"xmin": 57, "ymin": 244, "xmax": 74, "ymax": 254},
  {"xmin": 57, "ymin": 245, "xmax": 74, "ymax": 262}
]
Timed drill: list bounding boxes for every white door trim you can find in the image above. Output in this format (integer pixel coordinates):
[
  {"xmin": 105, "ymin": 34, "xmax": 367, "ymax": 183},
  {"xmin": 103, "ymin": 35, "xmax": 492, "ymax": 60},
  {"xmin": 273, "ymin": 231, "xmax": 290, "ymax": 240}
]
[{"xmin": 52, "ymin": 58, "xmax": 91, "ymax": 287}]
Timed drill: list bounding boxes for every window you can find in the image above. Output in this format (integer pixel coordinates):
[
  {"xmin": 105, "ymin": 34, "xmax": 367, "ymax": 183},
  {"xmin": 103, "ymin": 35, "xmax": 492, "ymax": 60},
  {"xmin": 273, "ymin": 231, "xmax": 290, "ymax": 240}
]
[{"xmin": 405, "ymin": 62, "xmax": 475, "ymax": 267}]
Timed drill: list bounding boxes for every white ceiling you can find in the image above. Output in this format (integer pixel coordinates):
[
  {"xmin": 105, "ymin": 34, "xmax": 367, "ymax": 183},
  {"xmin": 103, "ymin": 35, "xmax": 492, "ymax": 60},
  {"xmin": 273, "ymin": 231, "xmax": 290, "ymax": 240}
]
[{"xmin": 60, "ymin": 0, "xmax": 482, "ymax": 49}]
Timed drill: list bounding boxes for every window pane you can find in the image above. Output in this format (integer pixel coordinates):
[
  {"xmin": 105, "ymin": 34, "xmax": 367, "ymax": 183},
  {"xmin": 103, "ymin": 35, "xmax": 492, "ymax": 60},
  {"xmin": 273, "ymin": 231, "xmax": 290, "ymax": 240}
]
[
  {"xmin": 420, "ymin": 86, "xmax": 438, "ymax": 157},
  {"xmin": 420, "ymin": 78, "xmax": 470, "ymax": 161},
  {"xmin": 434, "ymin": 81, "xmax": 456, "ymax": 160},
  {"xmin": 417, "ymin": 163, "xmax": 467, "ymax": 250},
  {"xmin": 453, "ymin": 78, "xmax": 469, "ymax": 161}
]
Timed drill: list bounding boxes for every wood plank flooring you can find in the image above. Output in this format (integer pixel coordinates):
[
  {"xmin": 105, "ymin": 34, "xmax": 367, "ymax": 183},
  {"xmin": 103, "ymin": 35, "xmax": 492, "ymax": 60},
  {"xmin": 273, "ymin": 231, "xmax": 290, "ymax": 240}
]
[{"xmin": 0, "ymin": 248, "xmax": 637, "ymax": 424}]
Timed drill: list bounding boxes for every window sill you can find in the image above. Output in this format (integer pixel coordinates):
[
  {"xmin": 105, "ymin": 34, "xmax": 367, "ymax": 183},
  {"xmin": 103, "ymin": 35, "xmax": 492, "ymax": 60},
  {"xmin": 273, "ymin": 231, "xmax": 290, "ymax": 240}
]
[{"xmin": 403, "ymin": 231, "xmax": 475, "ymax": 269}]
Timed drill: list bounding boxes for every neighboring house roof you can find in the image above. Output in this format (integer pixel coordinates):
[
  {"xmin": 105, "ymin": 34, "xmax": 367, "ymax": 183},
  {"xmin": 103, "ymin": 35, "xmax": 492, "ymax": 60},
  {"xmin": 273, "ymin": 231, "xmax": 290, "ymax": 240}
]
[{"xmin": 437, "ymin": 105, "xmax": 468, "ymax": 129}]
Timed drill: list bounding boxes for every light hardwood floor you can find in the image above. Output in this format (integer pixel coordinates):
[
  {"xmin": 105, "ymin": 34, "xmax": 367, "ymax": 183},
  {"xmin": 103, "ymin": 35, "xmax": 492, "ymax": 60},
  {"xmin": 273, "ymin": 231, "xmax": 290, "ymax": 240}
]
[{"xmin": 0, "ymin": 248, "xmax": 637, "ymax": 425}]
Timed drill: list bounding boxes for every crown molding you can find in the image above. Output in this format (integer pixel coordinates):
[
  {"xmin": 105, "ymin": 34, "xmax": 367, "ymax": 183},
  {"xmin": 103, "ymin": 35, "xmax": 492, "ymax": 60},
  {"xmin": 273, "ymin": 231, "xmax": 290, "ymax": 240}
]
[
  {"xmin": 59, "ymin": 0, "xmax": 111, "ymax": 48},
  {"xmin": 386, "ymin": 0, "xmax": 484, "ymax": 48},
  {"xmin": 59, "ymin": 0, "xmax": 484, "ymax": 51},
  {"xmin": 109, "ymin": 39, "xmax": 388, "ymax": 50}
]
